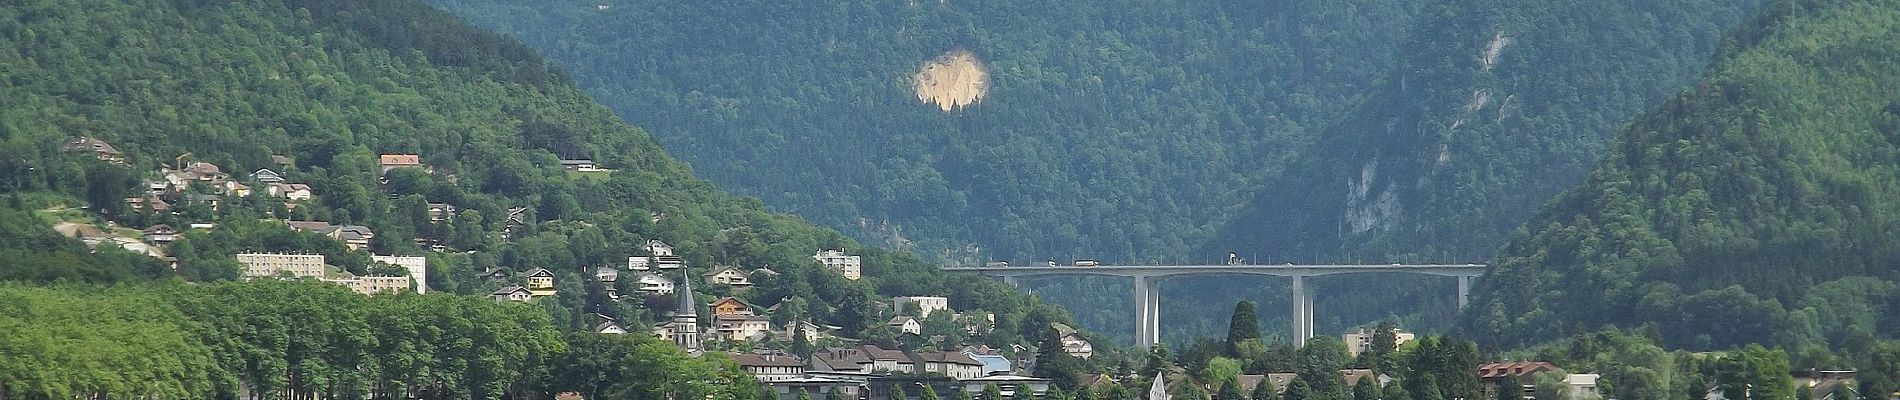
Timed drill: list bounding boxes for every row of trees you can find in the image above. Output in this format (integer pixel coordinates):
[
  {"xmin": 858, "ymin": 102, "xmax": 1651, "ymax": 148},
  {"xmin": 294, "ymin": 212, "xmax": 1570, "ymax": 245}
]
[{"xmin": 0, "ymin": 281, "xmax": 757, "ymax": 399}]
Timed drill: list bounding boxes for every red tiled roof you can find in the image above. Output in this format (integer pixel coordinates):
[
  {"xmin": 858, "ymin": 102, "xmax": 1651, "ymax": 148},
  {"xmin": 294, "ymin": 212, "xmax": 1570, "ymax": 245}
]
[{"xmin": 379, "ymin": 154, "xmax": 421, "ymax": 165}]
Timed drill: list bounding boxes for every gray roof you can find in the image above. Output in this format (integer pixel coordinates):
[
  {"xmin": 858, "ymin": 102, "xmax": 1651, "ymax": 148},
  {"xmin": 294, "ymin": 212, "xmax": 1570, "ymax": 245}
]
[{"xmin": 675, "ymin": 269, "xmax": 697, "ymax": 317}]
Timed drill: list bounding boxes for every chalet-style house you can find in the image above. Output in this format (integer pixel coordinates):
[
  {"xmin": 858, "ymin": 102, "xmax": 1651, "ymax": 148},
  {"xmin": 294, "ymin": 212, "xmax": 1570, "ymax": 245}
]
[
  {"xmin": 524, "ymin": 268, "xmax": 557, "ymax": 297},
  {"xmin": 491, "ymin": 286, "xmax": 533, "ymax": 302},
  {"xmin": 704, "ymin": 266, "xmax": 753, "ymax": 286}
]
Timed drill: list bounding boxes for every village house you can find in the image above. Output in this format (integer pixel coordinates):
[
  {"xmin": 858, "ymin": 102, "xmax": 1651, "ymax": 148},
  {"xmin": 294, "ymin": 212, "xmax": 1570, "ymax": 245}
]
[
  {"xmin": 559, "ymin": 159, "xmax": 602, "ymax": 172},
  {"xmin": 1478, "ymin": 361, "xmax": 1564, "ymax": 400},
  {"xmin": 124, "ymin": 194, "xmax": 172, "ymax": 213},
  {"xmin": 729, "ymin": 352, "xmax": 806, "ymax": 382},
  {"xmin": 809, "ymin": 348, "xmax": 872, "ymax": 373},
  {"xmin": 709, "ymin": 297, "xmax": 758, "ymax": 316},
  {"xmin": 862, "ymin": 345, "xmax": 915, "ymax": 373},
  {"xmin": 220, "ymin": 181, "xmax": 251, "ymax": 197},
  {"xmin": 502, "ymin": 207, "xmax": 529, "ymax": 240},
  {"xmin": 378, "ymin": 154, "xmax": 422, "ymax": 174},
  {"xmin": 712, "ymin": 314, "xmax": 774, "ymax": 342},
  {"xmin": 913, "ymin": 351, "xmax": 985, "ymax": 379},
  {"xmin": 491, "ymin": 286, "xmax": 533, "ymax": 302},
  {"xmin": 524, "ymin": 268, "xmax": 557, "ymax": 297},
  {"xmin": 704, "ymin": 266, "xmax": 753, "ymax": 286},
  {"xmin": 636, "ymin": 272, "xmax": 675, "ymax": 295},
  {"xmin": 627, "ymin": 256, "xmax": 651, "ymax": 271},
  {"xmin": 781, "ymin": 320, "xmax": 829, "ymax": 343},
  {"xmin": 286, "ymin": 221, "xmax": 373, "ymax": 250},
  {"xmin": 813, "ymin": 249, "xmax": 862, "ymax": 280},
  {"xmin": 143, "ymin": 224, "xmax": 178, "ymax": 244},
  {"xmin": 646, "ymin": 239, "xmax": 675, "ymax": 256},
  {"xmin": 894, "ymin": 296, "xmax": 950, "ymax": 318},
  {"xmin": 888, "ymin": 316, "xmax": 922, "ymax": 335},
  {"xmin": 267, "ymin": 183, "xmax": 313, "ymax": 201},
  {"xmin": 426, "ymin": 203, "xmax": 456, "ymax": 223},
  {"xmin": 479, "ymin": 267, "xmax": 510, "ymax": 283},
  {"xmin": 249, "ymin": 168, "xmax": 284, "ymax": 183},
  {"xmin": 595, "ymin": 321, "xmax": 627, "ymax": 334},
  {"xmin": 61, "ymin": 137, "xmax": 125, "ymax": 163},
  {"xmin": 1343, "ymin": 328, "xmax": 1416, "ymax": 357},
  {"xmin": 1053, "ymin": 323, "xmax": 1094, "ymax": 359}
]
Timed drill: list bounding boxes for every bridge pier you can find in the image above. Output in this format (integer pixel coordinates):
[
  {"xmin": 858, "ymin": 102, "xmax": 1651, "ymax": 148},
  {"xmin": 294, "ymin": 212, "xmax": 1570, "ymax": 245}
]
[
  {"xmin": 1003, "ymin": 275, "xmax": 1018, "ymax": 288},
  {"xmin": 1456, "ymin": 275, "xmax": 1472, "ymax": 309},
  {"xmin": 1290, "ymin": 275, "xmax": 1314, "ymax": 347},
  {"xmin": 1133, "ymin": 275, "xmax": 1160, "ymax": 349}
]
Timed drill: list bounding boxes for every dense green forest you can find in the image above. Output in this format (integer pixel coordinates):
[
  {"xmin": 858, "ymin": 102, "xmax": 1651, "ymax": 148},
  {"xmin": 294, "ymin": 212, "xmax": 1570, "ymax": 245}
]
[
  {"xmin": 1466, "ymin": 0, "xmax": 1900, "ymax": 367},
  {"xmin": 426, "ymin": 0, "xmax": 1762, "ymax": 344},
  {"xmin": 0, "ymin": 0, "xmax": 1104, "ymax": 395}
]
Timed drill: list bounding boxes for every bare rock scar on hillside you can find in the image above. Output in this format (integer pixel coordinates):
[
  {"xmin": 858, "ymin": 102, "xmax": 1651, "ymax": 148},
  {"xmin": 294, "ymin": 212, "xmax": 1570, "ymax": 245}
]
[{"xmin": 913, "ymin": 49, "xmax": 989, "ymax": 112}]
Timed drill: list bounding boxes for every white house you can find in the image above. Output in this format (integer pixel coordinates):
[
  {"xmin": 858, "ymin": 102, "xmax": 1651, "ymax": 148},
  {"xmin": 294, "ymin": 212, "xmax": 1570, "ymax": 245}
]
[
  {"xmin": 888, "ymin": 316, "xmax": 922, "ymax": 335},
  {"xmin": 637, "ymin": 273, "xmax": 675, "ymax": 295},
  {"xmin": 646, "ymin": 240, "xmax": 674, "ymax": 256},
  {"xmin": 893, "ymin": 296, "xmax": 949, "ymax": 318},
  {"xmin": 628, "ymin": 256, "xmax": 652, "ymax": 271},
  {"xmin": 712, "ymin": 314, "xmax": 774, "ymax": 342}
]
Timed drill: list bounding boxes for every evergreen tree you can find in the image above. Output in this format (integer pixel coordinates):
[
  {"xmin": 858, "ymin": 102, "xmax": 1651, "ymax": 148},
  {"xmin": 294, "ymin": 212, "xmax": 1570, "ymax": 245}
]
[
  {"xmin": 1351, "ymin": 377, "xmax": 1379, "ymax": 400},
  {"xmin": 1036, "ymin": 326, "xmax": 1082, "ymax": 390},
  {"xmin": 923, "ymin": 384, "xmax": 942, "ymax": 400},
  {"xmin": 892, "ymin": 385, "xmax": 908, "ymax": 400},
  {"xmin": 1143, "ymin": 343, "xmax": 1173, "ymax": 378},
  {"xmin": 1283, "ymin": 377, "xmax": 1312, "ymax": 400},
  {"xmin": 956, "ymin": 387, "xmax": 975, "ymax": 400},
  {"xmin": 1251, "ymin": 378, "xmax": 1281, "ymax": 400},
  {"xmin": 1296, "ymin": 336, "xmax": 1350, "ymax": 400},
  {"xmin": 1217, "ymin": 379, "xmax": 1247, "ymax": 400},
  {"xmin": 1227, "ymin": 301, "xmax": 1263, "ymax": 356},
  {"xmin": 1369, "ymin": 320, "xmax": 1400, "ymax": 373},
  {"xmin": 830, "ymin": 387, "xmax": 850, "ymax": 400},
  {"xmin": 791, "ymin": 323, "xmax": 814, "ymax": 359},
  {"xmin": 799, "ymin": 388, "xmax": 813, "ymax": 400}
]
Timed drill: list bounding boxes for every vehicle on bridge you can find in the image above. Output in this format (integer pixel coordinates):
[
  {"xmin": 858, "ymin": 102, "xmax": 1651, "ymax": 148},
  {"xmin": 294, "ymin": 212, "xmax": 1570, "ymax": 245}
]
[
  {"xmin": 1074, "ymin": 259, "xmax": 1100, "ymax": 267},
  {"xmin": 984, "ymin": 261, "xmax": 1009, "ymax": 268}
]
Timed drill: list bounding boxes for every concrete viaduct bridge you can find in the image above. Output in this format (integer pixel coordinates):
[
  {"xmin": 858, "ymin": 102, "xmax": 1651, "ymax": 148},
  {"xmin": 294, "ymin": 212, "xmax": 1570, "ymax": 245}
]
[{"xmin": 939, "ymin": 264, "xmax": 1487, "ymax": 348}]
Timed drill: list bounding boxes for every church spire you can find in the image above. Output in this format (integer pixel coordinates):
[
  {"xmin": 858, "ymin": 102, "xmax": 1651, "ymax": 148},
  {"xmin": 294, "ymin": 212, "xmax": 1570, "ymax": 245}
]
[
  {"xmin": 672, "ymin": 269, "xmax": 700, "ymax": 353},
  {"xmin": 1149, "ymin": 371, "xmax": 1169, "ymax": 400}
]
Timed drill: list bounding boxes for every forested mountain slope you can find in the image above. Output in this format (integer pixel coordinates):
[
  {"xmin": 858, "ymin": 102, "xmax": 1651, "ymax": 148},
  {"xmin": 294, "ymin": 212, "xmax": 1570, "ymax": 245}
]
[
  {"xmin": 428, "ymin": 0, "xmax": 1425, "ymax": 263},
  {"xmin": 0, "ymin": 0, "xmax": 1091, "ymax": 394},
  {"xmin": 1466, "ymin": 0, "xmax": 1900, "ymax": 356},
  {"xmin": 426, "ymin": 0, "xmax": 1764, "ymax": 344},
  {"xmin": 1207, "ymin": 0, "xmax": 1759, "ymax": 262}
]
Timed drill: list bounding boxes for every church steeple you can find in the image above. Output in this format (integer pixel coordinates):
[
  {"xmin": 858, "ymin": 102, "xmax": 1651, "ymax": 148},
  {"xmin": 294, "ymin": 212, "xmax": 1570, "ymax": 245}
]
[
  {"xmin": 1149, "ymin": 371, "xmax": 1169, "ymax": 400},
  {"xmin": 671, "ymin": 269, "xmax": 701, "ymax": 354}
]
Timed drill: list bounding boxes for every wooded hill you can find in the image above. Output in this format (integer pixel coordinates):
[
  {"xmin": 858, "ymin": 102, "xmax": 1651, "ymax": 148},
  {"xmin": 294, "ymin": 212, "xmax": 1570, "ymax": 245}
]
[
  {"xmin": 1467, "ymin": 0, "xmax": 1900, "ymax": 366},
  {"xmin": 427, "ymin": 0, "xmax": 1763, "ymax": 343},
  {"xmin": 0, "ymin": 0, "xmax": 1099, "ymax": 395}
]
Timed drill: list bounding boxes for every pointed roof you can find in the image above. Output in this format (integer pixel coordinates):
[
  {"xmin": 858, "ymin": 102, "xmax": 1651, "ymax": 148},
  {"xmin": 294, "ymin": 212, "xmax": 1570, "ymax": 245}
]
[
  {"xmin": 675, "ymin": 269, "xmax": 697, "ymax": 317},
  {"xmin": 1150, "ymin": 371, "xmax": 1170, "ymax": 400}
]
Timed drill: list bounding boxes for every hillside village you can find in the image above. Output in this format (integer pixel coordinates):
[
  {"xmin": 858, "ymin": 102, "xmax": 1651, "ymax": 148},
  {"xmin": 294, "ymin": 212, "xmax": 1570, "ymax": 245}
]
[
  {"xmin": 44, "ymin": 137, "xmax": 1669, "ymax": 400},
  {"xmin": 47, "ymin": 139, "xmax": 1124, "ymax": 395}
]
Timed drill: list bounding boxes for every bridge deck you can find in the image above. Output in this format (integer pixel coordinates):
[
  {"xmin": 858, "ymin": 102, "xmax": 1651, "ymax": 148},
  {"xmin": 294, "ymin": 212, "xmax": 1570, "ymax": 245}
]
[{"xmin": 940, "ymin": 264, "xmax": 1487, "ymax": 277}]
